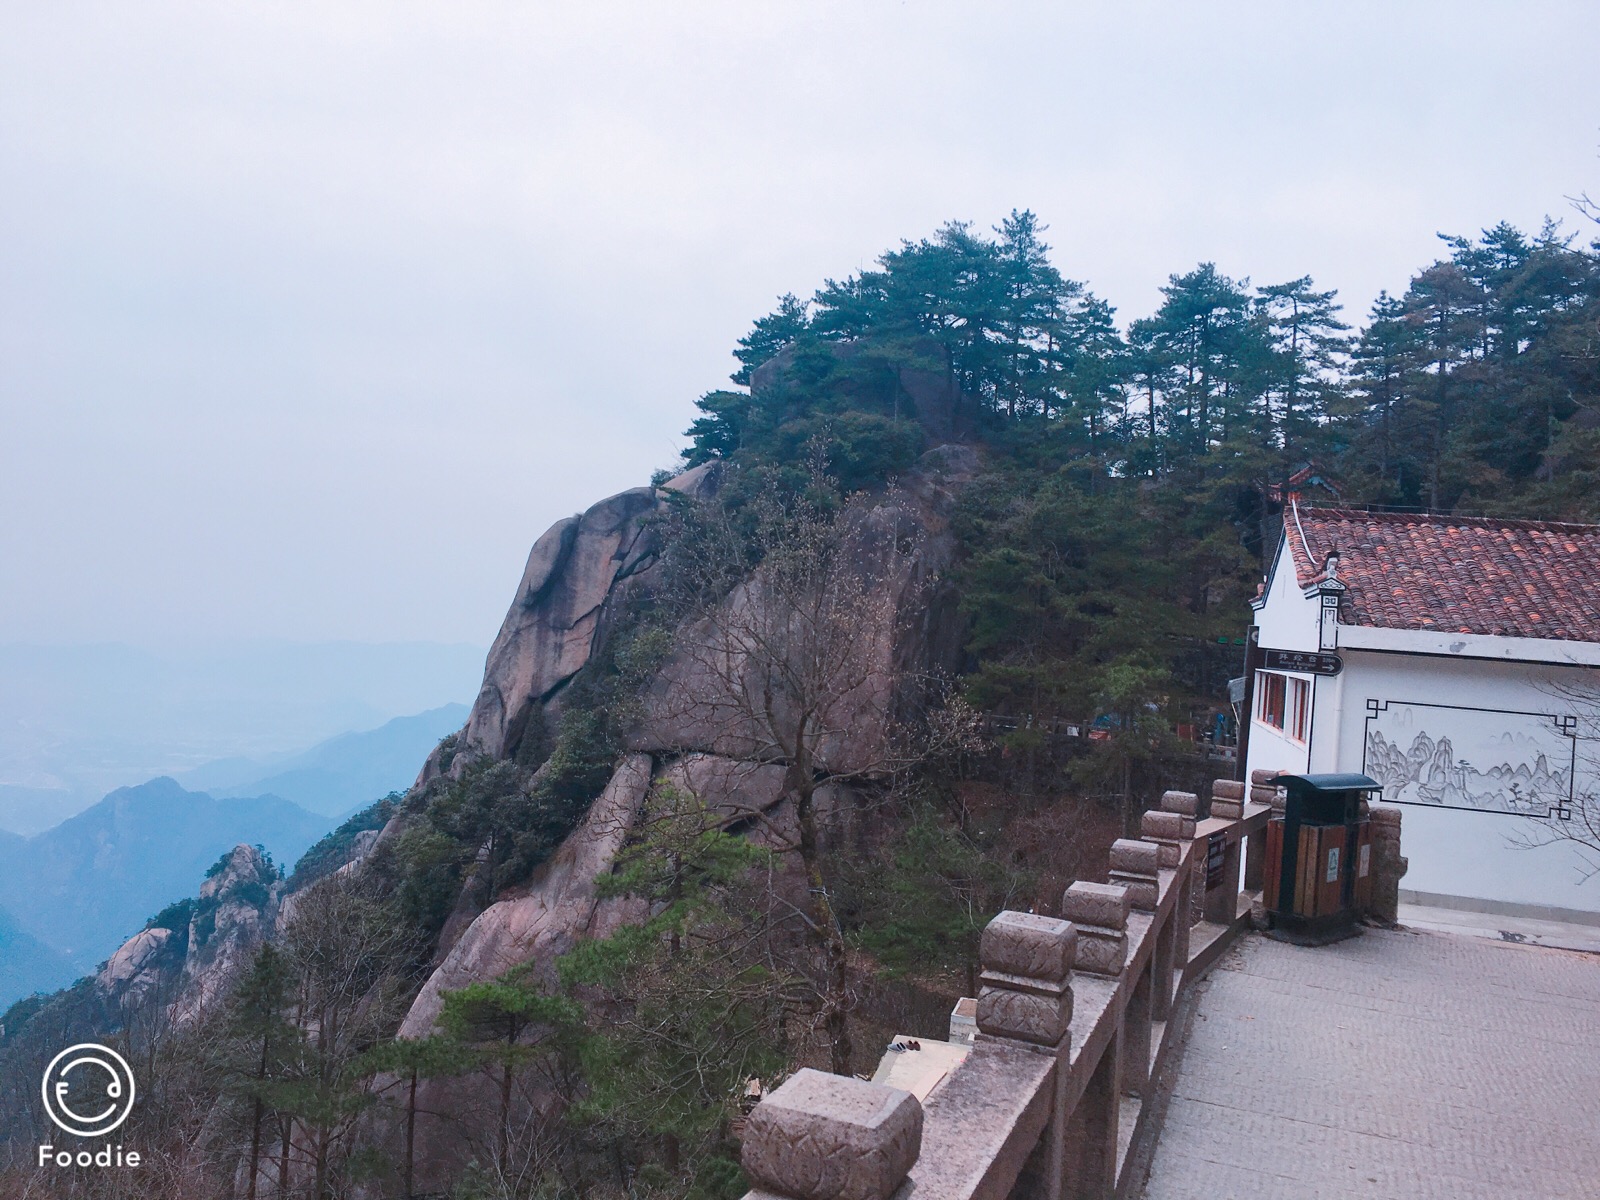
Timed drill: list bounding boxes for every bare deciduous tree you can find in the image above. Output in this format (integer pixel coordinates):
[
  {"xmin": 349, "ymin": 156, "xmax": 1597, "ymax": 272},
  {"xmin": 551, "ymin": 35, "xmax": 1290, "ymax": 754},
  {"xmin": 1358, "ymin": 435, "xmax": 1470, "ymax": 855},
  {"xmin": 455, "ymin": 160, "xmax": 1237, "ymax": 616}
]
[
  {"xmin": 1512, "ymin": 679, "xmax": 1600, "ymax": 884},
  {"xmin": 642, "ymin": 465, "xmax": 977, "ymax": 1074}
]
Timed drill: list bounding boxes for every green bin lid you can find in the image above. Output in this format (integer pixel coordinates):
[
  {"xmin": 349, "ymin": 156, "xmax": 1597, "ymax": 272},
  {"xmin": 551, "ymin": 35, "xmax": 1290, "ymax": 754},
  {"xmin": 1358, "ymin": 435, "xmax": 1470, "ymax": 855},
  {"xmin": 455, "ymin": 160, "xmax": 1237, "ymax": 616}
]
[{"xmin": 1275, "ymin": 772, "xmax": 1381, "ymax": 793}]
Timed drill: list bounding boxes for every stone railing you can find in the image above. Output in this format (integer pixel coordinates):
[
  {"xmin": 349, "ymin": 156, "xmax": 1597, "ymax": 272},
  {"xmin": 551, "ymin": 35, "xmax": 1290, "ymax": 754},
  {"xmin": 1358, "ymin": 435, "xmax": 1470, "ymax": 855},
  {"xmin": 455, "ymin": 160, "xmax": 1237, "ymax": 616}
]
[{"xmin": 738, "ymin": 781, "xmax": 1279, "ymax": 1200}]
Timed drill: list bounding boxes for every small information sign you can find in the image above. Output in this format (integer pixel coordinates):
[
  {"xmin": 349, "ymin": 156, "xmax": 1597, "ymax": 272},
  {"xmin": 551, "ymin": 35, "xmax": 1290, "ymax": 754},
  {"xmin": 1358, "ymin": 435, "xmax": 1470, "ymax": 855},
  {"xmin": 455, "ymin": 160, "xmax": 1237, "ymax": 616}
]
[
  {"xmin": 1205, "ymin": 831, "xmax": 1228, "ymax": 889},
  {"xmin": 1261, "ymin": 648, "xmax": 1343, "ymax": 676}
]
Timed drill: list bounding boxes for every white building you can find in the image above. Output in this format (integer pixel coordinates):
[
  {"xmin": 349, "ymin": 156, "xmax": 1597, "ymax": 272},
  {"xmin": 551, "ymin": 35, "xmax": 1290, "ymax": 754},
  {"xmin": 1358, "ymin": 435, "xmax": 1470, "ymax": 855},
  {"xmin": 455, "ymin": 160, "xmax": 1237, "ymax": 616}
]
[{"xmin": 1244, "ymin": 504, "xmax": 1600, "ymax": 917}]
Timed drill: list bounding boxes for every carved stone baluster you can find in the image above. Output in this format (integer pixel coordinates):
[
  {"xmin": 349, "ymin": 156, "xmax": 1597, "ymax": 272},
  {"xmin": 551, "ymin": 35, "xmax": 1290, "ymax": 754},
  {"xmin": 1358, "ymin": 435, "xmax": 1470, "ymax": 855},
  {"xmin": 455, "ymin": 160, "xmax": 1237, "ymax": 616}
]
[
  {"xmin": 975, "ymin": 910, "xmax": 1076, "ymax": 1200},
  {"xmin": 1107, "ymin": 838, "xmax": 1160, "ymax": 912},
  {"xmin": 1210, "ymin": 777, "xmax": 1246, "ymax": 822},
  {"xmin": 740, "ymin": 1069, "xmax": 922, "ymax": 1200},
  {"xmin": 1139, "ymin": 808, "xmax": 1192, "ymax": 1020},
  {"xmin": 1061, "ymin": 882, "xmax": 1131, "ymax": 978},
  {"xmin": 975, "ymin": 910, "xmax": 1076, "ymax": 1052}
]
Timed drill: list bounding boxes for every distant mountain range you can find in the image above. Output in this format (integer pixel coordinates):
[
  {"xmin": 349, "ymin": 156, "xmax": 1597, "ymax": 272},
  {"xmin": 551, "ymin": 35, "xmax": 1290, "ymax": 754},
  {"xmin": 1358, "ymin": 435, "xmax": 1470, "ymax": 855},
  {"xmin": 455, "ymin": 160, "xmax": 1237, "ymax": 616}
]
[
  {"xmin": 0, "ymin": 703, "xmax": 470, "ymax": 1010},
  {"xmin": 0, "ymin": 900, "xmax": 82, "ymax": 1004},
  {"xmin": 0, "ymin": 640, "xmax": 483, "ymax": 834},
  {"xmin": 0, "ymin": 778, "xmax": 329, "ymax": 1006},
  {"xmin": 178, "ymin": 703, "xmax": 468, "ymax": 817}
]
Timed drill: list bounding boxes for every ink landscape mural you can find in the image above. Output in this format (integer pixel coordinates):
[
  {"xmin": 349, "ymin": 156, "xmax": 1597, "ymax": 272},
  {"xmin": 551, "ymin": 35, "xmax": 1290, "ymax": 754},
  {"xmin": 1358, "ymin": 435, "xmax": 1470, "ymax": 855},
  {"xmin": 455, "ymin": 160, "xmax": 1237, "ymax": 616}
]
[{"xmin": 1363, "ymin": 701, "xmax": 1576, "ymax": 818}]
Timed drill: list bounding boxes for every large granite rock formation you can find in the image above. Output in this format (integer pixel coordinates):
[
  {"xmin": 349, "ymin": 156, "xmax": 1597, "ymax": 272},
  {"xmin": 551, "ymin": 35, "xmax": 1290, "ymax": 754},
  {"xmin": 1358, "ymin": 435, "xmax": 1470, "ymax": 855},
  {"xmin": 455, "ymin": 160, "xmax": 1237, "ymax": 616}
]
[
  {"xmin": 630, "ymin": 447, "xmax": 975, "ymax": 773},
  {"xmin": 402, "ymin": 447, "xmax": 977, "ymax": 1026},
  {"xmin": 169, "ymin": 843, "xmax": 283, "ymax": 1027},
  {"xmin": 95, "ymin": 927, "xmax": 181, "ymax": 1012},
  {"xmin": 426, "ymin": 464, "xmax": 720, "ymax": 779},
  {"xmin": 397, "ymin": 752, "xmax": 654, "ymax": 1038}
]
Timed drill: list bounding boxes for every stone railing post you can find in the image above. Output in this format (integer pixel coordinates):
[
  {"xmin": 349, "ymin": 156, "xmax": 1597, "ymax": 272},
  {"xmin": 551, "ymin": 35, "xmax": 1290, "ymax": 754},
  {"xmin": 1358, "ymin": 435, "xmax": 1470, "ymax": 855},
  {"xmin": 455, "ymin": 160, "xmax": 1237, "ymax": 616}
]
[
  {"xmin": 1140, "ymin": 805, "xmax": 1192, "ymax": 1019},
  {"xmin": 1107, "ymin": 837, "xmax": 1160, "ymax": 912},
  {"xmin": 741, "ymin": 1069, "xmax": 922, "ymax": 1200},
  {"xmin": 1105, "ymin": 838, "xmax": 1159, "ymax": 1109},
  {"xmin": 1210, "ymin": 777, "xmax": 1245, "ymax": 821},
  {"xmin": 1062, "ymin": 1012, "xmax": 1122, "ymax": 1200},
  {"xmin": 1140, "ymin": 806, "xmax": 1195, "ymax": 870},
  {"xmin": 1250, "ymin": 768, "xmax": 1283, "ymax": 809},
  {"xmin": 975, "ymin": 910, "xmax": 1077, "ymax": 1052},
  {"xmin": 1159, "ymin": 791, "xmax": 1203, "ymax": 944},
  {"xmin": 1062, "ymin": 881, "xmax": 1131, "ymax": 977},
  {"xmin": 1368, "ymin": 806, "xmax": 1407, "ymax": 926},
  {"xmin": 975, "ymin": 910, "xmax": 1076, "ymax": 1200}
]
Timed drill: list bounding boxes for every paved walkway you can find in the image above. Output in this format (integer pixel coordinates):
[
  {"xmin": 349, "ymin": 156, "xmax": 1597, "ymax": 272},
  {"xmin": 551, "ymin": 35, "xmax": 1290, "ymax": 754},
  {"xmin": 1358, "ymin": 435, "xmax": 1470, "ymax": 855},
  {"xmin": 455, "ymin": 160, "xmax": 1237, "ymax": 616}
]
[
  {"xmin": 1140, "ymin": 927, "xmax": 1600, "ymax": 1199},
  {"xmin": 1399, "ymin": 900, "xmax": 1600, "ymax": 956}
]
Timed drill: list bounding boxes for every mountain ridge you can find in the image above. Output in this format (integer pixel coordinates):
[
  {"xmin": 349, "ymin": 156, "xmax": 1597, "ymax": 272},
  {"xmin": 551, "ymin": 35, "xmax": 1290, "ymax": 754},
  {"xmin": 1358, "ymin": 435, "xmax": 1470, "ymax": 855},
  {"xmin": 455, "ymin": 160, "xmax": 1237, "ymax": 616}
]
[{"xmin": 0, "ymin": 778, "xmax": 329, "ymax": 1005}]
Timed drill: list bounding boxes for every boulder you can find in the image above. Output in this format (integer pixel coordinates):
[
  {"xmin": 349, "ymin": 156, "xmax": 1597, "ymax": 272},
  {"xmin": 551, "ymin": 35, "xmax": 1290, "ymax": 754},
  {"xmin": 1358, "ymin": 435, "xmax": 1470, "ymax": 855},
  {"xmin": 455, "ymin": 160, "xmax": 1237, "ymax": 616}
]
[{"xmin": 96, "ymin": 927, "xmax": 179, "ymax": 1009}]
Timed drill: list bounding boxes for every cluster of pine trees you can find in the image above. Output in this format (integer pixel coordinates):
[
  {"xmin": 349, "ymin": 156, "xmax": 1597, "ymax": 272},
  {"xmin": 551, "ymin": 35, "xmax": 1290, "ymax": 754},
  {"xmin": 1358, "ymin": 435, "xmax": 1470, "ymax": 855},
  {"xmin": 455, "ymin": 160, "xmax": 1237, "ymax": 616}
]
[
  {"xmin": 682, "ymin": 208, "xmax": 1599, "ymax": 812},
  {"xmin": 688, "ymin": 210, "xmax": 1600, "ymax": 520}
]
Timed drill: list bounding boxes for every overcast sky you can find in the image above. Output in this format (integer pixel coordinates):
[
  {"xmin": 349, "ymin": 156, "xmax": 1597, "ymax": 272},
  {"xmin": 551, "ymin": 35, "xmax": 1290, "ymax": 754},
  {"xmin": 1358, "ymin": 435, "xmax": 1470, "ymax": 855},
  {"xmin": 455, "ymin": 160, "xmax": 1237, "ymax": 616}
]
[{"xmin": 3, "ymin": 2, "xmax": 1596, "ymax": 649}]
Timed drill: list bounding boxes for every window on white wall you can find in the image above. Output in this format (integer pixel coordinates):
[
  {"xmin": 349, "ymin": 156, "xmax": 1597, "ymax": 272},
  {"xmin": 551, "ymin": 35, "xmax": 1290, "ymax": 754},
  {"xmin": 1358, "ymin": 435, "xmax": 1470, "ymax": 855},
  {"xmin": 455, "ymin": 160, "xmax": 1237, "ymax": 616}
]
[
  {"xmin": 1257, "ymin": 672, "xmax": 1286, "ymax": 729},
  {"xmin": 1289, "ymin": 676, "xmax": 1311, "ymax": 742},
  {"xmin": 1255, "ymin": 672, "xmax": 1312, "ymax": 742}
]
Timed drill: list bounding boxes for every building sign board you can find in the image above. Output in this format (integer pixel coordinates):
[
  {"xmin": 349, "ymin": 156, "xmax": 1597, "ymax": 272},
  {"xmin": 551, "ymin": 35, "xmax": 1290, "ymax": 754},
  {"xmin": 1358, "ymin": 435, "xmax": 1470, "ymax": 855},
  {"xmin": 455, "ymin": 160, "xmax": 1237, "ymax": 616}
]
[
  {"xmin": 1261, "ymin": 648, "xmax": 1343, "ymax": 676},
  {"xmin": 1205, "ymin": 832, "xmax": 1228, "ymax": 890}
]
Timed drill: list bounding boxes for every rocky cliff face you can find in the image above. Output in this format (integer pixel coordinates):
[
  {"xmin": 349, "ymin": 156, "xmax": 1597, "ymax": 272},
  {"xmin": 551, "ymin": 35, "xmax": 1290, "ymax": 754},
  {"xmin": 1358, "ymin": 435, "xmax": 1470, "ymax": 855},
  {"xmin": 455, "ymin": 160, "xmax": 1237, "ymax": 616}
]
[
  {"xmin": 426, "ymin": 463, "xmax": 720, "ymax": 778},
  {"xmin": 397, "ymin": 445, "xmax": 976, "ymax": 1035},
  {"xmin": 170, "ymin": 844, "xmax": 283, "ymax": 1026},
  {"xmin": 371, "ymin": 446, "xmax": 974, "ymax": 1192},
  {"xmin": 398, "ymin": 752, "xmax": 653, "ymax": 1038},
  {"xmin": 89, "ymin": 842, "xmax": 286, "ymax": 1030},
  {"xmin": 95, "ymin": 926, "xmax": 182, "ymax": 1012}
]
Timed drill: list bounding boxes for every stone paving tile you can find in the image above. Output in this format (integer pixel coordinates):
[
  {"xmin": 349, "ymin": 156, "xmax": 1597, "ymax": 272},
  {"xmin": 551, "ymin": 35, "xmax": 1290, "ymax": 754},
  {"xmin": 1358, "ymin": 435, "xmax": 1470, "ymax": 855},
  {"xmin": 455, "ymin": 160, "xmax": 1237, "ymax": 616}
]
[{"xmin": 1140, "ymin": 927, "xmax": 1600, "ymax": 1199}]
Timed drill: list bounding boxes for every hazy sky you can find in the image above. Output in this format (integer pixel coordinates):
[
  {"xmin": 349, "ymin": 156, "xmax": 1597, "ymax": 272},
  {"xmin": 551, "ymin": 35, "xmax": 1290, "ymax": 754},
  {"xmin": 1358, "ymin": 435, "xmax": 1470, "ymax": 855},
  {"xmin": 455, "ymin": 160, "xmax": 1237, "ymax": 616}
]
[{"xmin": 4, "ymin": 2, "xmax": 1597, "ymax": 648}]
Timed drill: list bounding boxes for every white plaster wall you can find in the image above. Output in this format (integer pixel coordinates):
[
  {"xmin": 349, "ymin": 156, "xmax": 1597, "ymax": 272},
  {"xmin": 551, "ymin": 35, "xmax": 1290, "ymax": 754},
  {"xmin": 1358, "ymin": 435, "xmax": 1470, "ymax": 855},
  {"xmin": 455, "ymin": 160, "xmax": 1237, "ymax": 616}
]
[
  {"xmin": 1245, "ymin": 545, "xmax": 1321, "ymax": 782},
  {"xmin": 1253, "ymin": 543, "xmax": 1321, "ymax": 653},
  {"xmin": 1247, "ymin": 676, "xmax": 1314, "ymax": 778},
  {"xmin": 1321, "ymin": 649, "xmax": 1600, "ymax": 914}
]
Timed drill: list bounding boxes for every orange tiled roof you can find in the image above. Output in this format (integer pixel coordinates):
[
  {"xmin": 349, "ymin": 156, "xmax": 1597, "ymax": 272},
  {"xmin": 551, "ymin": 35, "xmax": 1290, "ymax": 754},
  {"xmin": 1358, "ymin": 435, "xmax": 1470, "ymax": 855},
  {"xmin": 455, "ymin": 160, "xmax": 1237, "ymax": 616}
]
[{"xmin": 1282, "ymin": 506, "xmax": 1600, "ymax": 642}]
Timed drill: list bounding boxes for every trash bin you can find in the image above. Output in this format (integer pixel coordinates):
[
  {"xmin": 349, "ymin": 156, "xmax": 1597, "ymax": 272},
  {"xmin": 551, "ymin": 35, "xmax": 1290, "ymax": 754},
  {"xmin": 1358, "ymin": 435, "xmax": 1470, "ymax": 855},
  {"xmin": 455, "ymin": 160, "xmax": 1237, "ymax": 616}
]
[{"xmin": 1262, "ymin": 772, "xmax": 1380, "ymax": 945}]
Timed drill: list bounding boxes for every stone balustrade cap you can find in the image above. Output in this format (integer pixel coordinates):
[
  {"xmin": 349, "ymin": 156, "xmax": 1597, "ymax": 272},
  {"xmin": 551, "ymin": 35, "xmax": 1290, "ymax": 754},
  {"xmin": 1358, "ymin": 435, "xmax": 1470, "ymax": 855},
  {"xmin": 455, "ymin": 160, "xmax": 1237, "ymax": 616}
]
[
  {"xmin": 980, "ymin": 910, "xmax": 1076, "ymax": 982},
  {"xmin": 1142, "ymin": 810, "xmax": 1195, "ymax": 841},
  {"xmin": 1061, "ymin": 880, "xmax": 1131, "ymax": 930},
  {"xmin": 742, "ymin": 1069, "xmax": 923, "ymax": 1200},
  {"xmin": 1251, "ymin": 768, "xmax": 1282, "ymax": 784},
  {"xmin": 1211, "ymin": 779, "xmax": 1246, "ymax": 801},
  {"xmin": 1369, "ymin": 805, "xmax": 1403, "ymax": 827},
  {"xmin": 1108, "ymin": 838, "xmax": 1160, "ymax": 876},
  {"xmin": 1160, "ymin": 790, "xmax": 1200, "ymax": 816}
]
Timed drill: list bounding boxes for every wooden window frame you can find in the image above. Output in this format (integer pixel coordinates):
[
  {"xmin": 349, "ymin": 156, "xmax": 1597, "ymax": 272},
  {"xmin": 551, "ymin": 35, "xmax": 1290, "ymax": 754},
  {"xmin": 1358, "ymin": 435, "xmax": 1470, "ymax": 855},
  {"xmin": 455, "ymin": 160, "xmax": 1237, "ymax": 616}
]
[
  {"xmin": 1256, "ymin": 671, "xmax": 1287, "ymax": 731},
  {"xmin": 1288, "ymin": 676, "xmax": 1311, "ymax": 743}
]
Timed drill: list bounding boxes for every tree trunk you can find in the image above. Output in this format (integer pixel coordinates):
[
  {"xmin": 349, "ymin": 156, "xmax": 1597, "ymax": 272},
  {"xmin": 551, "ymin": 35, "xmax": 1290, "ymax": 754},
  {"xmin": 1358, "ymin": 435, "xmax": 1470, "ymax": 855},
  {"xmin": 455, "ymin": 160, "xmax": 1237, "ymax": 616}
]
[
  {"xmin": 246, "ymin": 1036, "xmax": 268, "ymax": 1200},
  {"xmin": 314, "ymin": 1125, "xmax": 330, "ymax": 1200},
  {"xmin": 792, "ymin": 769, "xmax": 852, "ymax": 1076},
  {"xmin": 277, "ymin": 1118, "xmax": 291, "ymax": 1200},
  {"xmin": 405, "ymin": 1067, "xmax": 418, "ymax": 1200},
  {"xmin": 499, "ymin": 1057, "xmax": 514, "ymax": 1172}
]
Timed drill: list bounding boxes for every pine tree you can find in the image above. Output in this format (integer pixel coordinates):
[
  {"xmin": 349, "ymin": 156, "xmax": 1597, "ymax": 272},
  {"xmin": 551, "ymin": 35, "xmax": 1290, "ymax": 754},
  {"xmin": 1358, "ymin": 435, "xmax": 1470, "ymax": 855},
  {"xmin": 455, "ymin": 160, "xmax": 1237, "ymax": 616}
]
[
  {"xmin": 438, "ymin": 967, "xmax": 582, "ymax": 1174},
  {"xmin": 1255, "ymin": 275, "xmax": 1348, "ymax": 460},
  {"xmin": 356, "ymin": 1035, "xmax": 463, "ymax": 1200},
  {"xmin": 227, "ymin": 944, "xmax": 296, "ymax": 1200}
]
